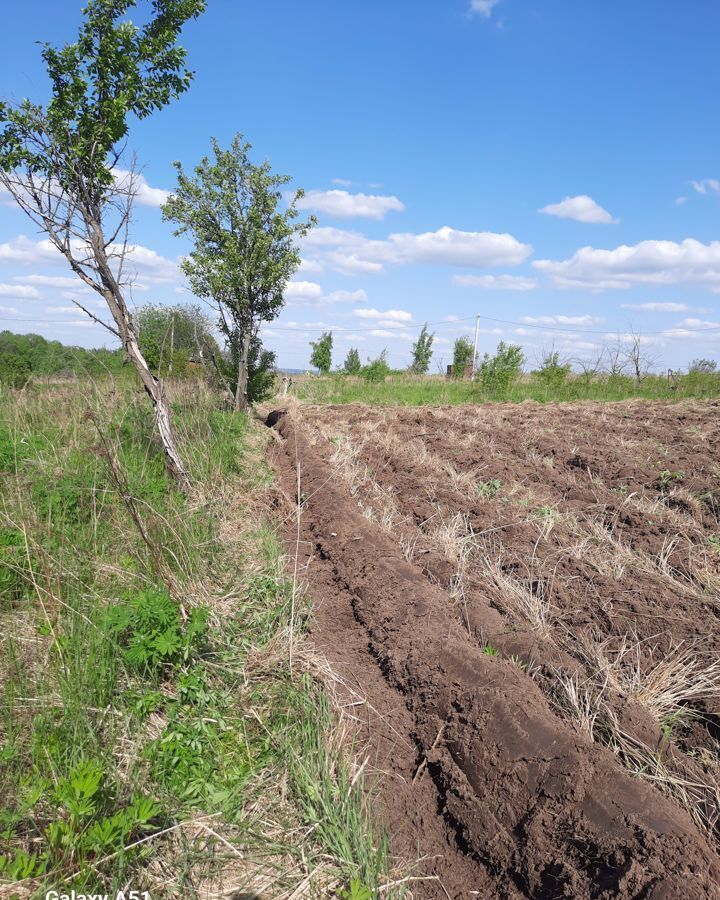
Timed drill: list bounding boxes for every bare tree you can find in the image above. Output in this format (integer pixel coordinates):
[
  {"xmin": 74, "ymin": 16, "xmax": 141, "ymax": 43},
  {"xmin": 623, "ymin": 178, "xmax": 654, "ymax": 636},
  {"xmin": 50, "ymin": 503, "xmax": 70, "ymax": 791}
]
[
  {"xmin": 624, "ymin": 329, "xmax": 659, "ymax": 382},
  {"xmin": 0, "ymin": 0, "xmax": 205, "ymax": 492}
]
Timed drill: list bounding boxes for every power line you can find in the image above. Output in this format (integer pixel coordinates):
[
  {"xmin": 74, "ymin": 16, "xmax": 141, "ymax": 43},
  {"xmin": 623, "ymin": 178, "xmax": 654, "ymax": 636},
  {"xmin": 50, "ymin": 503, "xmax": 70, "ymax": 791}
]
[{"xmin": 2, "ymin": 311, "xmax": 720, "ymax": 338}]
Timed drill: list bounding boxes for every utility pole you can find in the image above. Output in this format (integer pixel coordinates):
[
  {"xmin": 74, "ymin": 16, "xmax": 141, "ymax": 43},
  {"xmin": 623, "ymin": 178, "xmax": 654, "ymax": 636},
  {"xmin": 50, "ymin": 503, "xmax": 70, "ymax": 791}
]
[{"xmin": 471, "ymin": 313, "xmax": 480, "ymax": 378}]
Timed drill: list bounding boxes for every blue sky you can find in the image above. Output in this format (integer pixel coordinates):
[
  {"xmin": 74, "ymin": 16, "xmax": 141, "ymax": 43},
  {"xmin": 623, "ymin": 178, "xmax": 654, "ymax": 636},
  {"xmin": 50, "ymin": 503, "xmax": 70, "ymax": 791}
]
[{"xmin": 2, "ymin": 0, "xmax": 720, "ymax": 371}]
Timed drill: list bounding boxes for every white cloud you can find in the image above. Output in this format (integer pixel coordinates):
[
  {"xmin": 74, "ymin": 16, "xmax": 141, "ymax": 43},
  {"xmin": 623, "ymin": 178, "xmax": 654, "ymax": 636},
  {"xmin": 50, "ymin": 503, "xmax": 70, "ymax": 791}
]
[
  {"xmin": 0, "ymin": 283, "xmax": 41, "ymax": 300},
  {"xmin": 452, "ymin": 273, "xmax": 537, "ymax": 291},
  {"xmin": 112, "ymin": 169, "xmax": 169, "ymax": 208},
  {"xmin": 676, "ymin": 317, "xmax": 720, "ymax": 329},
  {"xmin": 303, "ymin": 225, "xmax": 531, "ymax": 274},
  {"xmin": 470, "ymin": 0, "xmax": 501, "ymax": 17},
  {"xmin": 353, "ymin": 308, "xmax": 413, "ymax": 322},
  {"xmin": 297, "ymin": 189, "xmax": 405, "ymax": 220},
  {"xmin": 535, "ymin": 238, "xmax": 720, "ymax": 291},
  {"xmin": 331, "ymin": 178, "xmax": 353, "ymax": 187},
  {"xmin": 324, "ymin": 289, "xmax": 368, "ymax": 304},
  {"xmin": 539, "ymin": 195, "xmax": 618, "ymax": 224},
  {"xmin": 691, "ymin": 179, "xmax": 720, "ymax": 196},
  {"xmin": 0, "ymin": 235, "xmax": 65, "ymax": 266},
  {"xmin": 369, "ymin": 329, "xmax": 414, "ymax": 341},
  {"xmin": 675, "ymin": 196, "xmax": 688, "ymax": 206},
  {"xmin": 518, "ymin": 315, "xmax": 604, "ymax": 326},
  {"xmin": 620, "ymin": 302, "xmax": 689, "ymax": 312},
  {"xmin": 14, "ymin": 274, "xmax": 81, "ymax": 289},
  {"xmin": 0, "ymin": 235, "xmax": 178, "ymax": 286},
  {"xmin": 284, "ymin": 281, "xmax": 324, "ymax": 300},
  {"xmin": 283, "ymin": 281, "xmax": 368, "ymax": 306},
  {"xmin": 297, "ymin": 258, "xmax": 324, "ymax": 275}
]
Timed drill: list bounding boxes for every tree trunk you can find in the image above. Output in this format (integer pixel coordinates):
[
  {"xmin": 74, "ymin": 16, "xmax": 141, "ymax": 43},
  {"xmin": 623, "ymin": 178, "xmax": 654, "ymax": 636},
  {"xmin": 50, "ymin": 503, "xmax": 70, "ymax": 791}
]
[
  {"xmin": 234, "ymin": 329, "xmax": 252, "ymax": 412},
  {"xmin": 86, "ymin": 221, "xmax": 191, "ymax": 493}
]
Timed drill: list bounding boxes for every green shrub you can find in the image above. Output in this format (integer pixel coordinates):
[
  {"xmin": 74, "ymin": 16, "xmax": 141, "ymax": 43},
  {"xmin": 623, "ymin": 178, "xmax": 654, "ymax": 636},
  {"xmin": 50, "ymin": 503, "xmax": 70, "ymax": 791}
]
[
  {"xmin": 479, "ymin": 341, "xmax": 525, "ymax": 392},
  {"xmin": 361, "ymin": 352, "xmax": 391, "ymax": 383},
  {"xmin": 532, "ymin": 351, "xmax": 572, "ymax": 388}
]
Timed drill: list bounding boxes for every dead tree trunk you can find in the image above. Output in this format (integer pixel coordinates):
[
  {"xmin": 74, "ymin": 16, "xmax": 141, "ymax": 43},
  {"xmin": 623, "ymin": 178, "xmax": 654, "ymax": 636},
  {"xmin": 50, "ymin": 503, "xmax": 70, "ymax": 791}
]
[{"xmin": 86, "ymin": 222, "xmax": 191, "ymax": 493}]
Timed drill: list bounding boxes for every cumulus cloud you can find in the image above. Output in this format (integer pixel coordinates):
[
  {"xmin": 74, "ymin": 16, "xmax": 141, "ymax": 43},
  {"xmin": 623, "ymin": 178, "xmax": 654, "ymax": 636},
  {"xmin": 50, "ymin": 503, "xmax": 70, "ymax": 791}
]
[
  {"xmin": 534, "ymin": 238, "xmax": 720, "ymax": 291},
  {"xmin": 14, "ymin": 274, "xmax": 83, "ymax": 289},
  {"xmin": 324, "ymin": 289, "xmax": 367, "ymax": 304},
  {"xmin": 620, "ymin": 302, "xmax": 689, "ymax": 312},
  {"xmin": 470, "ymin": 0, "xmax": 501, "ymax": 17},
  {"xmin": 296, "ymin": 189, "xmax": 405, "ymax": 220},
  {"xmin": 353, "ymin": 308, "xmax": 413, "ymax": 322},
  {"xmin": 691, "ymin": 179, "xmax": 720, "ymax": 196},
  {"xmin": 452, "ymin": 273, "xmax": 537, "ymax": 291},
  {"xmin": 284, "ymin": 281, "xmax": 324, "ymax": 301},
  {"xmin": 283, "ymin": 281, "xmax": 368, "ymax": 306},
  {"xmin": 112, "ymin": 169, "xmax": 169, "ymax": 208},
  {"xmin": 297, "ymin": 258, "xmax": 324, "ymax": 275},
  {"xmin": 0, "ymin": 283, "xmax": 41, "ymax": 300},
  {"xmin": 0, "ymin": 235, "xmax": 179, "ymax": 286},
  {"xmin": 303, "ymin": 225, "xmax": 531, "ymax": 275},
  {"xmin": 539, "ymin": 195, "xmax": 618, "ymax": 224},
  {"xmin": 518, "ymin": 314, "xmax": 604, "ymax": 326}
]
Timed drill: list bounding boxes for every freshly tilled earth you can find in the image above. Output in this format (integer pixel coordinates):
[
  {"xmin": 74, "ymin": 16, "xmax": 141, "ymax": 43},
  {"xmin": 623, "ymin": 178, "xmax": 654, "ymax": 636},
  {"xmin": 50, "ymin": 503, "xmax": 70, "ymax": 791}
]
[{"xmin": 268, "ymin": 401, "xmax": 720, "ymax": 899}]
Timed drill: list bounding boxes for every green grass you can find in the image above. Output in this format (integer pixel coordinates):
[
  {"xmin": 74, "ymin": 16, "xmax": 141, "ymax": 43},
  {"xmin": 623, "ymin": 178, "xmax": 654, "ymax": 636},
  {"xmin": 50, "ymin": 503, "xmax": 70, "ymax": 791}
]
[
  {"xmin": 0, "ymin": 379, "xmax": 396, "ymax": 897},
  {"xmin": 295, "ymin": 371, "xmax": 720, "ymax": 406}
]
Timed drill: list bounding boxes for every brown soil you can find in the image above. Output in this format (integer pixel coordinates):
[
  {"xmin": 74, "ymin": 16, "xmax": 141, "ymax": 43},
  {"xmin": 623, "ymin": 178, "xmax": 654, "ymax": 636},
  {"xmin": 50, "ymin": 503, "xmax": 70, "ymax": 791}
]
[{"xmin": 267, "ymin": 401, "xmax": 720, "ymax": 899}]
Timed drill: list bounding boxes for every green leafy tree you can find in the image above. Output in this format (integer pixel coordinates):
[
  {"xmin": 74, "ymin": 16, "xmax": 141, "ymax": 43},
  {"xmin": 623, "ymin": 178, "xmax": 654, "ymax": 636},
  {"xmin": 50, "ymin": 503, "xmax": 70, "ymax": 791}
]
[
  {"xmin": 409, "ymin": 323, "xmax": 435, "ymax": 375},
  {"xmin": 136, "ymin": 303, "xmax": 219, "ymax": 377},
  {"xmin": 162, "ymin": 134, "xmax": 315, "ymax": 411},
  {"xmin": 310, "ymin": 332, "xmax": 333, "ymax": 374},
  {"xmin": 533, "ymin": 350, "xmax": 572, "ymax": 388},
  {"xmin": 342, "ymin": 348, "xmax": 362, "ymax": 375},
  {"xmin": 0, "ymin": 0, "xmax": 204, "ymax": 492},
  {"xmin": 479, "ymin": 341, "xmax": 525, "ymax": 392},
  {"xmin": 0, "ymin": 331, "xmax": 124, "ymax": 380},
  {"xmin": 452, "ymin": 337, "xmax": 475, "ymax": 378}
]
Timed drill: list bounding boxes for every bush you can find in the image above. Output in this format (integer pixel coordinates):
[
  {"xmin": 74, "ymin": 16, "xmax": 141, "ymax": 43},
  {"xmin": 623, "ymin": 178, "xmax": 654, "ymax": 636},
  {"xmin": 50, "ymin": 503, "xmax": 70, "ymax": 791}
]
[
  {"xmin": 342, "ymin": 348, "xmax": 362, "ymax": 375},
  {"xmin": 533, "ymin": 351, "xmax": 572, "ymax": 388},
  {"xmin": 361, "ymin": 351, "xmax": 391, "ymax": 383},
  {"xmin": 479, "ymin": 341, "xmax": 525, "ymax": 392},
  {"xmin": 0, "ymin": 353, "xmax": 31, "ymax": 388},
  {"xmin": 452, "ymin": 337, "xmax": 474, "ymax": 378}
]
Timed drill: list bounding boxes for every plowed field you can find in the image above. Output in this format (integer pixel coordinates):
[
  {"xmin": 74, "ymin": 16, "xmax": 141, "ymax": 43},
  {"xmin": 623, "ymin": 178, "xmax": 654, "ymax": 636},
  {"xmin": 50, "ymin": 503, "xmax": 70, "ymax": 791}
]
[{"xmin": 268, "ymin": 401, "xmax": 720, "ymax": 899}]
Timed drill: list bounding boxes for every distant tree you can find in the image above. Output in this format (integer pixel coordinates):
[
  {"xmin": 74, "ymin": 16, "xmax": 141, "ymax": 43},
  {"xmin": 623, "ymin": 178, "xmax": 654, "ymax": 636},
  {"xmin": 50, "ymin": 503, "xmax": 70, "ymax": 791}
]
[
  {"xmin": 452, "ymin": 337, "xmax": 475, "ymax": 378},
  {"xmin": 136, "ymin": 304, "xmax": 218, "ymax": 377},
  {"xmin": 624, "ymin": 329, "xmax": 658, "ymax": 382},
  {"xmin": 310, "ymin": 332, "xmax": 333, "ymax": 374},
  {"xmin": 342, "ymin": 347, "xmax": 362, "ymax": 375},
  {"xmin": 409, "ymin": 323, "xmax": 435, "ymax": 375},
  {"xmin": 162, "ymin": 133, "xmax": 315, "ymax": 411},
  {"xmin": 533, "ymin": 349, "xmax": 572, "ymax": 388},
  {"xmin": 689, "ymin": 358, "xmax": 717, "ymax": 374},
  {"xmin": 0, "ymin": 0, "xmax": 205, "ymax": 492},
  {"xmin": 479, "ymin": 341, "xmax": 525, "ymax": 391},
  {"xmin": 361, "ymin": 350, "xmax": 391, "ymax": 383}
]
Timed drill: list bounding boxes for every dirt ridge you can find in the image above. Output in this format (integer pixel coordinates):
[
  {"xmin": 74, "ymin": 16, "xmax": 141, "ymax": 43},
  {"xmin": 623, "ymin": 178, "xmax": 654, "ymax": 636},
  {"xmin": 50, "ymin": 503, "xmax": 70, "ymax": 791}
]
[{"xmin": 269, "ymin": 409, "xmax": 720, "ymax": 899}]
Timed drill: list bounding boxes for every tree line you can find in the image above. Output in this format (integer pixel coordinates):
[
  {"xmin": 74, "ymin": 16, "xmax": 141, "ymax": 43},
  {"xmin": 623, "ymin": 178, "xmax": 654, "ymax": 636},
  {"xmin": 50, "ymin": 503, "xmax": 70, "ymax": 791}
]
[{"xmin": 306, "ymin": 327, "xmax": 718, "ymax": 386}]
